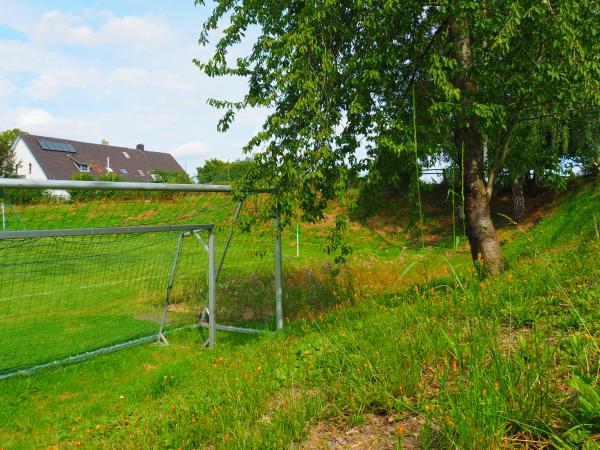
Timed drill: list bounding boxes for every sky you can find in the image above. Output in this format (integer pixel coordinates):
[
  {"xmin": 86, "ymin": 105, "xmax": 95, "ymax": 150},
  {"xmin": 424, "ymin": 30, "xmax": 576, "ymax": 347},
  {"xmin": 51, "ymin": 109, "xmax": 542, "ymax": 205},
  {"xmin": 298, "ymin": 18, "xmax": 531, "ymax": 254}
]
[{"xmin": 0, "ymin": 0, "xmax": 266, "ymax": 177}]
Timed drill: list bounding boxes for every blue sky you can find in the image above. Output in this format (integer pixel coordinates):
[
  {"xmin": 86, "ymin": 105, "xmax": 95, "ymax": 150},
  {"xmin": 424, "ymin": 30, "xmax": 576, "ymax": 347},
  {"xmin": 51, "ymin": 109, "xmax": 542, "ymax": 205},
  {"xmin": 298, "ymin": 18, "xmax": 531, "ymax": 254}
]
[{"xmin": 0, "ymin": 0, "xmax": 265, "ymax": 175}]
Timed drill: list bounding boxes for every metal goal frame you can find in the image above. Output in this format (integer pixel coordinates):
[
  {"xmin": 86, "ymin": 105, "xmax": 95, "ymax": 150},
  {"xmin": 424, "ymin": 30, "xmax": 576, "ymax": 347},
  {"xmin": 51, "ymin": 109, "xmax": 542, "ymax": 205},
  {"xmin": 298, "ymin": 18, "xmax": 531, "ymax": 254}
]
[{"xmin": 0, "ymin": 178, "xmax": 283, "ymax": 378}]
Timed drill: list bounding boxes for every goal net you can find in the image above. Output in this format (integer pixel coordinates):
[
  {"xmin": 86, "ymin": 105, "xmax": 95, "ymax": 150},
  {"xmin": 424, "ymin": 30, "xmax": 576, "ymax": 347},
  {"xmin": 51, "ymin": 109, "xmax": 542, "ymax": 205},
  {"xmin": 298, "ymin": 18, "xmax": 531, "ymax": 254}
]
[{"xmin": 0, "ymin": 179, "xmax": 280, "ymax": 378}]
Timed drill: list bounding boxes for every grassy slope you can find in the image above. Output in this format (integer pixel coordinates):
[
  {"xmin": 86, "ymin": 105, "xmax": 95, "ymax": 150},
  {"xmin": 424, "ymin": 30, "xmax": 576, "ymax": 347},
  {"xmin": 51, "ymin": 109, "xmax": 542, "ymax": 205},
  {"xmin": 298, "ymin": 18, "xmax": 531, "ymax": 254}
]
[{"xmin": 0, "ymin": 181, "xmax": 598, "ymax": 448}]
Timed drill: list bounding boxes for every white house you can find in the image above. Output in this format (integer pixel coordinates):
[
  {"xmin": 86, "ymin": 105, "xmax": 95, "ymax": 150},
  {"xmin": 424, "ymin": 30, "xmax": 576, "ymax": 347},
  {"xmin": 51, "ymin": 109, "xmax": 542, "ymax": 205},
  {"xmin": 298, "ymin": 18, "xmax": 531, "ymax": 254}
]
[{"xmin": 13, "ymin": 134, "xmax": 184, "ymax": 183}]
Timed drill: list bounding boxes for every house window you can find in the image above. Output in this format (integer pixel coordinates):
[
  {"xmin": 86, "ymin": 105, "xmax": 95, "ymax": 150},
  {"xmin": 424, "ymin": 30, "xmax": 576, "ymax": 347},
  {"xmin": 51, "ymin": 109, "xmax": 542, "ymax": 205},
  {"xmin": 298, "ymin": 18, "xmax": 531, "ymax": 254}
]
[
  {"xmin": 119, "ymin": 168, "xmax": 128, "ymax": 174},
  {"xmin": 123, "ymin": 152, "xmax": 130, "ymax": 159},
  {"xmin": 28, "ymin": 163, "xmax": 32, "ymax": 175},
  {"xmin": 78, "ymin": 163, "xmax": 90, "ymax": 173}
]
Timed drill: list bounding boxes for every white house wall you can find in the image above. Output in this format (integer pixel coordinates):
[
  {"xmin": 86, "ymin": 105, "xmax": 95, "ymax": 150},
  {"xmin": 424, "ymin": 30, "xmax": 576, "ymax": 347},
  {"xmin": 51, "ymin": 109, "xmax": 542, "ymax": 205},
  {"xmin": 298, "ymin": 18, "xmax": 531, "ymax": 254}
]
[
  {"xmin": 12, "ymin": 138, "xmax": 70, "ymax": 198},
  {"xmin": 13, "ymin": 137, "xmax": 48, "ymax": 181}
]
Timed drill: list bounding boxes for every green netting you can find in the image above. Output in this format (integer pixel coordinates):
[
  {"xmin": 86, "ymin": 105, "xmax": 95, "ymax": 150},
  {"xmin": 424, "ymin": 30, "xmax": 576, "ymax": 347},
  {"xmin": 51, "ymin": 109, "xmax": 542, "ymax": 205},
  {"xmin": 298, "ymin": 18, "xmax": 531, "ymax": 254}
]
[{"xmin": 0, "ymin": 186, "xmax": 276, "ymax": 377}]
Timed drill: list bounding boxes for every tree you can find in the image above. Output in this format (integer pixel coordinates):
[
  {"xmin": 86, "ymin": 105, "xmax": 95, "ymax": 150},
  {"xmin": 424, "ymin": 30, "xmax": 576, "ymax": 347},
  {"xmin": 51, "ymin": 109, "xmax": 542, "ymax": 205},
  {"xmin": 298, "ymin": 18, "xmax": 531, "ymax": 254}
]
[
  {"xmin": 566, "ymin": 108, "xmax": 600, "ymax": 177},
  {"xmin": 195, "ymin": 0, "xmax": 599, "ymax": 275},
  {"xmin": 197, "ymin": 158, "xmax": 251, "ymax": 183},
  {"xmin": 492, "ymin": 107, "xmax": 600, "ymax": 223},
  {"xmin": 69, "ymin": 172, "xmax": 96, "ymax": 202},
  {"xmin": 0, "ymin": 129, "xmax": 21, "ymax": 177},
  {"xmin": 152, "ymin": 170, "xmax": 192, "ymax": 184}
]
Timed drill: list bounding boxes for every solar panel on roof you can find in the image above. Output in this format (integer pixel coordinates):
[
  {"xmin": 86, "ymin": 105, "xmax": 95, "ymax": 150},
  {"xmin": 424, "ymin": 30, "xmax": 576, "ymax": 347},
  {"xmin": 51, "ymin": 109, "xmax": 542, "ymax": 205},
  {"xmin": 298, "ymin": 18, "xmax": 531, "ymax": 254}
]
[{"xmin": 37, "ymin": 139, "xmax": 76, "ymax": 153}]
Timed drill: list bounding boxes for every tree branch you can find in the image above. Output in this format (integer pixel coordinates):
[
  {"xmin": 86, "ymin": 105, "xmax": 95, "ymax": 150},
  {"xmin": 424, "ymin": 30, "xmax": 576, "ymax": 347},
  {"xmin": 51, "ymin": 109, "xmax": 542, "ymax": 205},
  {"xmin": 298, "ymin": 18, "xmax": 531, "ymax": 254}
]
[
  {"xmin": 397, "ymin": 16, "xmax": 448, "ymax": 107},
  {"xmin": 486, "ymin": 121, "xmax": 515, "ymax": 200}
]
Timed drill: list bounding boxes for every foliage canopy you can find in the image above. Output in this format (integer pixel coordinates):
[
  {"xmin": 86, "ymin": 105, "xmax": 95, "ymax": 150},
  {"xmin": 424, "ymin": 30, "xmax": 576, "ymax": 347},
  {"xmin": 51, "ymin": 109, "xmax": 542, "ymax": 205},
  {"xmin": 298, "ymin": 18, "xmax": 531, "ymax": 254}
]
[
  {"xmin": 197, "ymin": 158, "xmax": 251, "ymax": 184},
  {"xmin": 0, "ymin": 129, "xmax": 21, "ymax": 177},
  {"xmin": 195, "ymin": 0, "xmax": 599, "ymax": 270}
]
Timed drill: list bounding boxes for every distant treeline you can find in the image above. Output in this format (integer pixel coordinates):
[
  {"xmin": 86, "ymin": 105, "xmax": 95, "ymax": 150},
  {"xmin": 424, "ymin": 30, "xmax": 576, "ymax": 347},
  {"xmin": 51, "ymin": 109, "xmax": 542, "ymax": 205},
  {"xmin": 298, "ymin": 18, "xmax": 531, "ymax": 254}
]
[
  {"xmin": 71, "ymin": 169, "xmax": 192, "ymax": 184},
  {"xmin": 197, "ymin": 159, "xmax": 251, "ymax": 184}
]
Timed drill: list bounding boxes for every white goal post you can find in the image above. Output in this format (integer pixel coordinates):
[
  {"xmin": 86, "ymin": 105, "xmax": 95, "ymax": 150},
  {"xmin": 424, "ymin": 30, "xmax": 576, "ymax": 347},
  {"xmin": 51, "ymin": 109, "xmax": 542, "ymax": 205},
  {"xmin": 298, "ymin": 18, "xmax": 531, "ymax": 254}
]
[{"xmin": 0, "ymin": 178, "xmax": 283, "ymax": 379}]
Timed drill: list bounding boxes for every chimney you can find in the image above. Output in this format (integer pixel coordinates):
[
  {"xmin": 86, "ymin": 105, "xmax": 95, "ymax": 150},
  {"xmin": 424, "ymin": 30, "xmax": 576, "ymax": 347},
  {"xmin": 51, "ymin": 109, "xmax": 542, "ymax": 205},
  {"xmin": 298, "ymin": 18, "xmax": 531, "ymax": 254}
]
[
  {"xmin": 136, "ymin": 143, "xmax": 145, "ymax": 151},
  {"xmin": 101, "ymin": 138, "xmax": 110, "ymax": 145}
]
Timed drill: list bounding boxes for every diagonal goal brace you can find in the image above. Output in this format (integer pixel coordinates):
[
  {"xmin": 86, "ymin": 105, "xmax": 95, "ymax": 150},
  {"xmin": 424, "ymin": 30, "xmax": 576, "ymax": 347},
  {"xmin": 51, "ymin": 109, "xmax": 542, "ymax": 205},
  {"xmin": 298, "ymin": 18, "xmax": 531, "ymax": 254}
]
[{"xmin": 158, "ymin": 227, "xmax": 217, "ymax": 347}]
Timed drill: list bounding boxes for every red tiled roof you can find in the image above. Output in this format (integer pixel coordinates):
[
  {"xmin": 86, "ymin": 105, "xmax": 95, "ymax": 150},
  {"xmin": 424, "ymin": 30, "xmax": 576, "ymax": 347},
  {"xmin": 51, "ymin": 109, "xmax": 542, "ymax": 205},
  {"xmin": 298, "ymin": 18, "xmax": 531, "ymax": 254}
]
[{"xmin": 21, "ymin": 134, "xmax": 185, "ymax": 182}]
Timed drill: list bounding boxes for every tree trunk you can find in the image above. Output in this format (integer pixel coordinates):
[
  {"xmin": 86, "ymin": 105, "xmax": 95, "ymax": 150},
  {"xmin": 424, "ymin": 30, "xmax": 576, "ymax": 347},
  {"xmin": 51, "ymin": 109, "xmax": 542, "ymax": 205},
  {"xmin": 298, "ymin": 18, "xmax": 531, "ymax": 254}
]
[
  {"xmin": 512, "ymin": 176, "xmax": 525, "ymax": 223},
  {"xmin": 450, "ymin": 14, "xmax": 505, "ymax": 276}
]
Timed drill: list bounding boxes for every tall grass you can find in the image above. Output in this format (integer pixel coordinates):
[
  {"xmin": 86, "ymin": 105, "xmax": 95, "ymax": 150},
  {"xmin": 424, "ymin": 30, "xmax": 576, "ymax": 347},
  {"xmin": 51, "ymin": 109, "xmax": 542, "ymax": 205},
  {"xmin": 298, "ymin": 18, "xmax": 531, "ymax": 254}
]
[{"xmin": 0, "ymin": 181, "xmax": 597, "ymax": 448}]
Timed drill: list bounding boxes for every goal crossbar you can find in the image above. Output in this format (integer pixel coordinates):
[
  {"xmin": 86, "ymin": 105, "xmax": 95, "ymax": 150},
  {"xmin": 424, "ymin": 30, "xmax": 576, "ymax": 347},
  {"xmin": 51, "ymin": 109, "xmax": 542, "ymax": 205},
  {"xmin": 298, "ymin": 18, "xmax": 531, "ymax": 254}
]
[
  {"xmin": 0, "ymin": 224, "xmax": 214, "ymax": 240},
  {"xmin": 0, "ymin": 178, "xmax": 234, "ymax": 193}
]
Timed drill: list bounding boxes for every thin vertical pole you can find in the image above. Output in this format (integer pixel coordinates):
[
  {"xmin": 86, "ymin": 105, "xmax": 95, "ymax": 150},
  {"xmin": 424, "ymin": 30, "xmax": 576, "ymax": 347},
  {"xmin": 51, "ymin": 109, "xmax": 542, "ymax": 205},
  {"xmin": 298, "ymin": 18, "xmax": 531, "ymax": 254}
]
[
  {"xmin": 296, "ymin": 223, "xmax": 299, "ymax": 258},
  {"xmin": 1, "ymin": 203, "xmax": 5, "ymax": 230},
  {"xmin": 451, "ymin": 166, "xmax": 456, "ymax": 249},
  {"xmin": 412, "ymin": 86, "xmax": 424, "ymax": 250},
  {"xmin": 461, "ymin": 143, "xmax": 466, "ymax": 238},
  {"xmin": 274, "ymin": 215, "xmax": 284, "ymax": 330},
  {"xmin": 208, "ymin": 227, "xmax": 217, "ymax": 347},
  {"xmin": 158, "ymin": 232, "xmax": 184, "ymax": 343}
]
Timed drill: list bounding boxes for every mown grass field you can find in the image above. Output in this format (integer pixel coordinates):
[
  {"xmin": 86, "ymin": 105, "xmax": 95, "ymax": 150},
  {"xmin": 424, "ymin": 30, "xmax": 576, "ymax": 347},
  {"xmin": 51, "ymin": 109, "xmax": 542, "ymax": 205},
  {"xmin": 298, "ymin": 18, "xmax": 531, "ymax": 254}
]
[
  {"xmin": 0, "ymin": 180, "xmax": 598, "ymax": 448},
  {"xmin": 0, "ymin": 232, "xmax": 207, "ymax": 374},
  {"xmin": 0, "ymin": 192, "xmax": 279, "ymax": 375}
]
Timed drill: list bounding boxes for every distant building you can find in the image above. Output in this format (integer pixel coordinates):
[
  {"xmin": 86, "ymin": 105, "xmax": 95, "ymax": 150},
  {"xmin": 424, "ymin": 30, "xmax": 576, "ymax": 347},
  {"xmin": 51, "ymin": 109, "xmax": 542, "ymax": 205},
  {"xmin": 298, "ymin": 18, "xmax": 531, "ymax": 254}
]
[{"xmin": 13, "ymin": 134, "xmax": 184, "ymax": 183}]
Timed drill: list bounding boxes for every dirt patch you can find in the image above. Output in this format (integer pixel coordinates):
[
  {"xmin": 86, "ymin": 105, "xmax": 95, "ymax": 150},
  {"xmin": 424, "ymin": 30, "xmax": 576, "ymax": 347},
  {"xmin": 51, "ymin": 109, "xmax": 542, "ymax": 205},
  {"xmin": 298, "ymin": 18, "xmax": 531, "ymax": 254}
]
[
  {"xmin": 496, "ymin": 326, "xmax": 532, "ymax": 353},
  {"xmin": 129, "ymin": 209, "xmax": 157, "ymax": 222},
  {"xmin": 58, "ymin": 391, "xmax": 79, "ymax": 402},
  {"xmin": 298, "ymin": 414, "xmax": 424, "ymax": 449},
  {"xmin": 167, "ymin": 302, "xmax": 193, "ymax": 314},
  {"xmin": 143, "ymin": 363, "xmax": 157, "ymax": 372}
]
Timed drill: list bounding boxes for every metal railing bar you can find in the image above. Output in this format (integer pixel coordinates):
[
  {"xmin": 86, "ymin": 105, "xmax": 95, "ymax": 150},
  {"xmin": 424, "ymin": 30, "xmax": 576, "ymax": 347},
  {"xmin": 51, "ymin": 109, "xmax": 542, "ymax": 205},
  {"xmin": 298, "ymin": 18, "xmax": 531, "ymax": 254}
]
[
  {"xmin": 0, "ymin": 178, "xmax": 233, "ymax": 193},
  {"xmin": 0, "ymin": 224, "xmax": 213, "ymax": 240}
]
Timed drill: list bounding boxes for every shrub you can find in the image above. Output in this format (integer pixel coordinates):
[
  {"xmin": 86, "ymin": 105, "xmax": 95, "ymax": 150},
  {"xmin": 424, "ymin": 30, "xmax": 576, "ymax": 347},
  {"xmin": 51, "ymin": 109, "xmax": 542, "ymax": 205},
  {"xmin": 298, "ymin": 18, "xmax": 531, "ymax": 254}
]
[
  {"xmin": 98, "ymin": 173, "xmax": 123, "ymax": 183},
  {"xmin": 0, "ymin": 188, "xmax": 45, "ymax": 205},
  {"xmin": 68, "ymin": 172, "xmax": 96, "ymax": 202},
  {"xmin": 153, "ymin": 170, "xmax": 192, "ymax": 184}
]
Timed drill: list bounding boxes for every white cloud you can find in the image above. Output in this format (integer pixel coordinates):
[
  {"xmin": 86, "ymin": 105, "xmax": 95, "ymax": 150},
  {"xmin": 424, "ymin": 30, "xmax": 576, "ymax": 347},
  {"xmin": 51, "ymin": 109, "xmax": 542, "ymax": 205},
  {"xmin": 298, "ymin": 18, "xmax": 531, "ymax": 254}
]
[
  {"xmin": 32, "ymin": 11, "xmax": 95, "ymax": 45},
  {"xmin": 27, "ymin": 10, "xmax": 176, "ymax": 50},
  {"xmin": 0, "ymin": 40, "xmax": 190, "ymax": 100},
  {"xmin": 0, "ymin": 40, "xmax": 99, "ymax": 99},
  {"xmin": 2, "ymin": 107, "xmax": 96, "ymax": 137},
  {"xmin": 108, "ymin": 67, "xmax": 191, "ymax": 92},
  {"xmin": 172, "ymin": 141, "xmax": 213, "ymax": 158},
  {"xmin": 0, "ymin": 76, "xmax": 16, "ymax": 97},
  {"xmin": 169, "ymin": 140, "xmax": 215, "ymax": 173},
  {"xmin": 0, "ymin": 0, "xmax": 40, "ymax": 35},
  {"xmin": 24, "ymin": 69, "xmax": 101, "ymax": 100},
  {"xmin": 24, "ymin": 74, "xmax": 62, "ymax": 100},
  {"xmin": 0, "ymin": 40, "xmax": 69, "ymax": 72},
  {"xmin": 98, "ymin": 16, "xmax": 176, "ymax": 49}
]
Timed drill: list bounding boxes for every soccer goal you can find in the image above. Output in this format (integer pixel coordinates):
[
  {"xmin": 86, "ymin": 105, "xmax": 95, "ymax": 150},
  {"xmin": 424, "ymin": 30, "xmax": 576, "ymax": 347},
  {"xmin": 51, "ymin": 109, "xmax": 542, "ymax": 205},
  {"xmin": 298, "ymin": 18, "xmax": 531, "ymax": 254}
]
[{"xmin": 0, "ymin": 178, "xmax": 283, "ymax": 379}]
